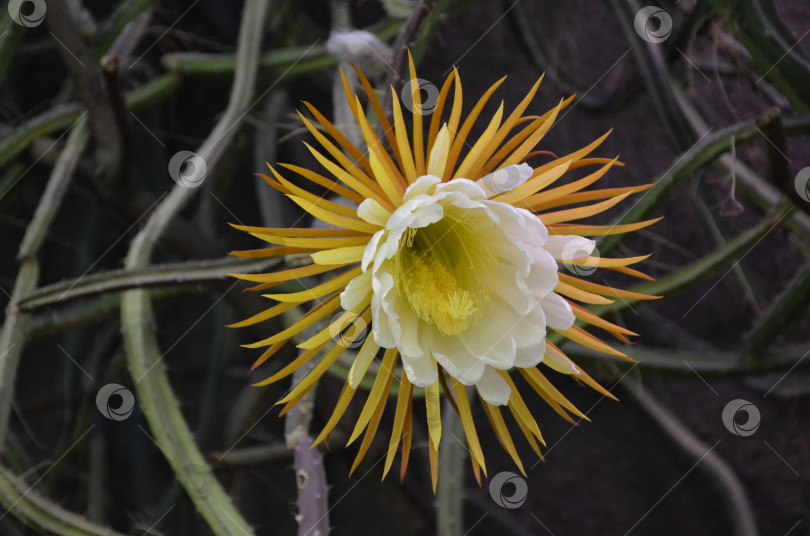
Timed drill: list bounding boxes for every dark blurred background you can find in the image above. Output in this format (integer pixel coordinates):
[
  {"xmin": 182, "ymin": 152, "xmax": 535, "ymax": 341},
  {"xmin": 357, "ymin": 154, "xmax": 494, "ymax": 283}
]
[{"xmin": 1, "ymin": 1, "xmax": 809, "ymax": 535}]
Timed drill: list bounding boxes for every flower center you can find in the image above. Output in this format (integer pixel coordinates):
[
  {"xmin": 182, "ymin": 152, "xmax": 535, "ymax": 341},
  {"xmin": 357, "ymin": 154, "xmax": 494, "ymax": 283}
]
[
  {"xmin": 397, "ymin": 215, "xmax": 489, "ymax": 336},
  {"xmin": 403, "ymin": 250, "xmax": 479, "ymax": 335}
]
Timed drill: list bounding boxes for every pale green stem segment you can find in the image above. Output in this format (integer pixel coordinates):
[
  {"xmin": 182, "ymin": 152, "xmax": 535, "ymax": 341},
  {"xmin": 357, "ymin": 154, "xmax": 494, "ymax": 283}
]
[
  {"xmin": 0, "ymin": 74, "xmax": 179, "ymax": 172},
  {"xmin": 0, "ymin": 115, "xmax": 88, "ymax": 448},
  {"xmin": 0, "ymin": 117, "xmax": 119, "ymax": 534},
  {"xmin": 745, "ymin": 261, "xmax": 810, "ymax": 356},
  {"xmin": 437, "ymin": 398, "xmax": 465, "ymax": 536},
  {"xmin": 622, "ymin": 379, "xmax": 758, "ymax": 536},
  {"xmin": 18, "ymin": 256, "xmax": 281, "ymax": 312},
  {"xmin": 119, "ymin": 1, "xmax": 268, "ymax": 534},
  {"xmin": 599, "ymin": 109, "xmax": 783, "ymax": 256},
  {"xmin": 0, "ymin": 465, "xmax": 127, "ymax": 536}
]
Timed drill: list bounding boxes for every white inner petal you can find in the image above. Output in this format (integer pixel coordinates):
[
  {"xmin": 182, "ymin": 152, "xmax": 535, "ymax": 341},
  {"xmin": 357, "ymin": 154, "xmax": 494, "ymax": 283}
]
[
  {"xmin": 514, "ymin": 339, "xmax": 546, "ymax": 368},
  {"xmin": 477, "ymin": 163, "xmax": 533, "ymax": 198},
  {"xmin": 544, "ymin": 235, "xmax": 596, "ymax": 260},
  {"xmin": 539, "ymin": 292, "xmax": 575, "ymax": 330},
  {"xmin": 358, "ymin": 176, "xmax": 591, "ymax": 404},
  {"xmin": 475, "ymin": 366, "xmax": 512, "ymax": 406},
  {"xmin": 340, "ymin": 270, "xmax": 372, "ymax": 311},
  {"xmin": 357, "ymin": 198, "xmax": 391, "ymax": 226}
]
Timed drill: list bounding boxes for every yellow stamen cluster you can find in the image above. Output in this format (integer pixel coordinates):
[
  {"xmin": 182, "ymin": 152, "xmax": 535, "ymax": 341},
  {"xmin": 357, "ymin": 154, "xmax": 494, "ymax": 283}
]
[{"xmin": 402, "ymin": 250, "xmax": 479, "ymax": 335}]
